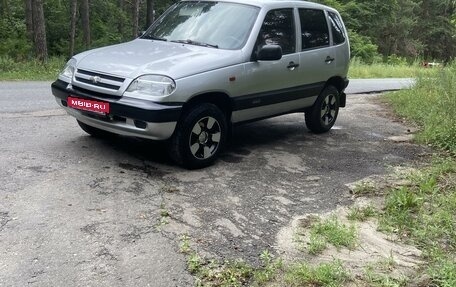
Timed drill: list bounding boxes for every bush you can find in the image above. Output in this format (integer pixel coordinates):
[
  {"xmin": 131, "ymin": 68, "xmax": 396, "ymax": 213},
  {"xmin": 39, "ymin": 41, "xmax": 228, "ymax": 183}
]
[{"xmin": 349, "ymin": 30, "xmax": 382, "ymax": 64}]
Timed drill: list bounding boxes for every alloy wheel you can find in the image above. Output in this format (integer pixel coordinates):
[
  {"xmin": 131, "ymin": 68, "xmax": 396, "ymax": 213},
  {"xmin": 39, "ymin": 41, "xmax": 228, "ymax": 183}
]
[
  {"xmin": 189, "ymin": 116, "xmax": 221, "ymax": 160},
  {"xmin": 320, "ymin": 94, "xmax": 337, "ymax": 126}
]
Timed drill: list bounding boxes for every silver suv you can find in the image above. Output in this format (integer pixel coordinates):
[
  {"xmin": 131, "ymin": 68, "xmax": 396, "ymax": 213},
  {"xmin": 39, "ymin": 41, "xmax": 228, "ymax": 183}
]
[{"xmin": 52, "ymin": 0, "xmax": 350, "ymax": 168}]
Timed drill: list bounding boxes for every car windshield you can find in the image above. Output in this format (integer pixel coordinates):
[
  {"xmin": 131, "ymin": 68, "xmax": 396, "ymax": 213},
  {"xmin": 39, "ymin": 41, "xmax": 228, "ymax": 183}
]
[{"xmin": 142, "ymin": 1, "xmax": 260, "ymax": 50}]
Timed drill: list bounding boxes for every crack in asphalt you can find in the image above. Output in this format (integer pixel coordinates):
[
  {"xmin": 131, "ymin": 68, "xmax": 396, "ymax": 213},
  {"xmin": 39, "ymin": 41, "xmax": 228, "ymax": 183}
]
[{"xmin": 0, "ymin": 211, "xmax": 11, "ymax": 232}]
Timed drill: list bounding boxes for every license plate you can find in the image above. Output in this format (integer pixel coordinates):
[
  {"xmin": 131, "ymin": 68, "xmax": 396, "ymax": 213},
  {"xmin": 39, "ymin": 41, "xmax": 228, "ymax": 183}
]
[{"xmin": 67, "ymin": 96, "xmax": 110, "ymax": 114}]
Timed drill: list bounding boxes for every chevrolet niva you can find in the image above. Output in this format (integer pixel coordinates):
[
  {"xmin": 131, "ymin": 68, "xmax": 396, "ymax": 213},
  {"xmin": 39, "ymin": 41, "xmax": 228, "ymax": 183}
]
[{"xmin": 52, "ymin": 0, "xmax": 350, "ymax": 169}]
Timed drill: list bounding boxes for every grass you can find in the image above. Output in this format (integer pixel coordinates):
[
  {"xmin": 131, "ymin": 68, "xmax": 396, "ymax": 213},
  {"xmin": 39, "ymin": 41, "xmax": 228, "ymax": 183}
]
[
  {"xmin": 350, "ymin": 181, "xmax": 377, "ymax": 195},
  {"xmin": 180, "ymin": 245, "xmax": 283, "ymax": 287},
  {"xmin": 376, "ymin": 158, "xmax": 456, "ymax": 286},
  {"xmin": 348, "ymin": 58, "xmax": 439, "ymax": 79},
  {"xmin": 284, "ymin": 260, "xmax": 349, "ymax": 287},
  {"xmin": 179, "ymin": 160, "xmax": 456, "ymax": 286},
  {"xmin": 0, "ymin": 56, "xmax": 65, "ymax": 81},
  {"xmin": 363, "ymin": 265, "xmax": 408, "ymax": 287},
  {"xmin": 347, "ymin": 205, "xmax": 377, "ymax": 221},
  {"xmin": 0, "ymin": 55, "xmax": 442, "ymax": 81},
  {"xmin": 381, "ymin": 67, "xmax": 456, "ymax": 287},
  {"xmin": 386, "ymin": 64, "xmax": 456, "ymax": 155},
  {"xmin": 307, "ymin": 216, "xmax": 357, "ymax": 255}
]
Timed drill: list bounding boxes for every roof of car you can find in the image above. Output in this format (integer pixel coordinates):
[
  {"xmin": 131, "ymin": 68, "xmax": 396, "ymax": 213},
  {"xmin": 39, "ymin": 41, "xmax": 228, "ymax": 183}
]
[{"xmin": 181, "ymin": 0, "xmax": 334, "ymax": 11}]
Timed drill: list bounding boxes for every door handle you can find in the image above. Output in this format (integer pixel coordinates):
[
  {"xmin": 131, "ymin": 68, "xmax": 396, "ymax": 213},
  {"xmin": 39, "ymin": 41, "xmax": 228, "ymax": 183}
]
[
  {"xmin": 287, "ymin": 61, "xmax": 299, "ymax": 70},
  {"xmin": 325, "ymin": 56, "xmax": 335, "ymax": 64}
]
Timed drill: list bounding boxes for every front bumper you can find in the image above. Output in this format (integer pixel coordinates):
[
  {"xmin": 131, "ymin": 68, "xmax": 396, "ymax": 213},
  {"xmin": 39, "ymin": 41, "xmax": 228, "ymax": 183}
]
[{"xmin": 51, "ymin": 80, "xmax": 182, "ymax": 140}]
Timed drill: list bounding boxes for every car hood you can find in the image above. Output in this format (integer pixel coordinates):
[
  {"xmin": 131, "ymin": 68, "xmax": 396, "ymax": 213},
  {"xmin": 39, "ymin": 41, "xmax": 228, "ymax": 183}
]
[{"xmin": 74, "ymin": 39, "xmax": 244, "ymax": 80}]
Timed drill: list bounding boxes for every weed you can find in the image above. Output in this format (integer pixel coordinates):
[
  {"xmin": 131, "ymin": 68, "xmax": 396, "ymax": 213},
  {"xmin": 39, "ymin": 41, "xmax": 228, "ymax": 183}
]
[
  {"xmin": 253, "ymin": 250, "xmax": 283, "ymax": 284},
  {"xmin": 308, "ymin": 233, "xmax": 327, "ymax": 255},
  {"xmin": 284, "ymin": 260, "xmax": 349, "ymax": 287},
  {"xmin": 376, "ymin": 158, "xmax": 456, "ymax": 286},
  {"xmin": 363, "ymin": 264, "xmax": 408, "ymax": 287},
  {"xmin": 188, "ymin": 252, "xmax": 203, "ymax": 273},
  {"xmin": 155, "ymin": 202, "xmax": 170, "ymax": 228},
  {"xmin": 308, "ymin": 216, "xmax": 357, "ymax": 254},
  {"xmin": 347, "ymin": 205, "xmax": 377, "ymax": 221},
  {"xmin": 180, "ymin": 234, "xmax": 191, "ymax": 254},
  {"xmin": 351, "ymin": 181, "xmax": 377, "ymax": 195}
]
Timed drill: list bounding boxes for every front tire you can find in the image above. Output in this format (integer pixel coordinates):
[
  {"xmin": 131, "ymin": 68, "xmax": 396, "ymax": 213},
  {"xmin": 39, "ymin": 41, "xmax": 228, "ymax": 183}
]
[
  {"xmin": 168, "ymin": 104, "xmax": 227, "ymax": 169},
  {"xmin": 305, "ymin": 85, "xmax": 340, "ymax": 134}
]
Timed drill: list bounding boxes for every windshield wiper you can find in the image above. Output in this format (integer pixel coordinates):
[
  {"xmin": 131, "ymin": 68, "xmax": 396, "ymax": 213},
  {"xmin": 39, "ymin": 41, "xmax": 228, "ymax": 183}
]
[
  {"xmin": 142, "ymin": 34, "xmax": 168, "ymax": 41},
  {"xmin": 171, "ymin": 39, "xmax": 218, "ymax": 49}
]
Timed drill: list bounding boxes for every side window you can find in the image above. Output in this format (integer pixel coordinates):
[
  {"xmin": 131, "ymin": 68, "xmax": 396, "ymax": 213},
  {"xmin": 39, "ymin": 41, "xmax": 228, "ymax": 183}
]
[
  {"xmin": 299, "ymin": 9, "xmax": 329, "ymax": 50},
  {"xmin": 328, "ymin": 11, "xmax": 346, "ymax": 45},
  {"xmin": 255, "ymin": 9, "xmax": 296, "ymax": 55}
]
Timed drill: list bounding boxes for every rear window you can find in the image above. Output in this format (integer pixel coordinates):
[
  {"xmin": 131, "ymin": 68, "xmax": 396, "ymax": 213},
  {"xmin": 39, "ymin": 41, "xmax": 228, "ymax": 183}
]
[
  {"xmin": 328, "ymin": 11, "xmax": 346, "ymax": 45},
  {"xmin": 298, "ymin": 9, "xmax": 329, "ymax": 50}
]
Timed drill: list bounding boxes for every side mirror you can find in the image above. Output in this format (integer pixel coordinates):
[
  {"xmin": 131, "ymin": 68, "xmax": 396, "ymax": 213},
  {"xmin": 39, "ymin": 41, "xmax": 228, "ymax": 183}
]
[{"xmin": 256, "ymin": 45, "xmax": 282, "ymax": 61}]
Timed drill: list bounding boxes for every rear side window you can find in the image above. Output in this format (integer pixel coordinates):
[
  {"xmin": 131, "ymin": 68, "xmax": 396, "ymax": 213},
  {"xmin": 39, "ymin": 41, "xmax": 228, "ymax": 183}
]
[
  {"xmin": 328, "ymin": 11, "xmax": 346, "ymax": 45},
  {"xmin": 299, "ymin": 9, "xmax": 329, "ymax": 50},
  {"xmin": 256, "ymin": 9, "xmax": 296, "ymax": 55}
]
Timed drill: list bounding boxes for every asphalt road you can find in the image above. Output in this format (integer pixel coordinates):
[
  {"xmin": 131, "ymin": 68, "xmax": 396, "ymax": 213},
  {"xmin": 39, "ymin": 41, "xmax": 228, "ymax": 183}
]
[
  {"xmin": 0, "ymin": 78, "xmax": 414, "ymax": 114},
  {"xmin": 0, "ymin": 79, "xmax": 426, "ymax": 286}
]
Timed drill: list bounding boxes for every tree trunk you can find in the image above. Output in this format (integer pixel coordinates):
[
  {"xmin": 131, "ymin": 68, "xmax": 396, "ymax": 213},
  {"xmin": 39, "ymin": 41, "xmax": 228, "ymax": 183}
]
[
  {"xmin": 80, "ymin": 0, "xmax": 91, "ymax": 49},
  {"xmin": 132, "ymin": 0, "xmax": 139, "ymax": 38},
  {"xmin": 31, "ymin": 0, "xmax": 48, "ymax": 62},
  {"xmin": 25, "ymin": 0, "xmax": 34, "ymax": 43},
  {"xmin": 146, "ymin": 0, "xmax": 154, "ymax": 27},
  {"xmin": 69, "ymin": 0, "xmax": 78, "ymax": 57}
]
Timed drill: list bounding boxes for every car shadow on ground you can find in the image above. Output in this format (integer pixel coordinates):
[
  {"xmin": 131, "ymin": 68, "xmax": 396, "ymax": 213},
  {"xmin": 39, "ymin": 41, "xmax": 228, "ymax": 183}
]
[{"xmin": 81, "ymin": 115, "xmax": 311, "ymax": 168}]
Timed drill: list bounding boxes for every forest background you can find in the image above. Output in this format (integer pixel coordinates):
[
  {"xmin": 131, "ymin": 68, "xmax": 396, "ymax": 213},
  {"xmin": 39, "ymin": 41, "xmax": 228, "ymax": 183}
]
[{"xmin": 0, "ymin": 0, "xmax": 455, "ymax": 66}]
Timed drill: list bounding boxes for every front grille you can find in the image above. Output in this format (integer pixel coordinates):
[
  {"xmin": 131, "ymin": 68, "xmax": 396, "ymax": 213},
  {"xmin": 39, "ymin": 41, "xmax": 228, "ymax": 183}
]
[
  {"xmin": 72, "ymin": 85, "xmax": 120, "ymax": 99},
  {"xmin": 75, "ymin": 69, "xmax": 125, "ymax": 92}
]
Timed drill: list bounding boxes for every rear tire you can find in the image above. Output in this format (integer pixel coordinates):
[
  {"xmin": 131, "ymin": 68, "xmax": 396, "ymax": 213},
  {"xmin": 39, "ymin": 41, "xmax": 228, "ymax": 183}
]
[
  {"xmin": 305, "ymin": 85, "xmax": 340, "ymax": 133},
  {"xmin": 168, "ymin": 103, "xmax": 227, "ymax": 169},
  {"xmin": 77, "ymin": 120, "xmax": 115, "ymax": 138}
]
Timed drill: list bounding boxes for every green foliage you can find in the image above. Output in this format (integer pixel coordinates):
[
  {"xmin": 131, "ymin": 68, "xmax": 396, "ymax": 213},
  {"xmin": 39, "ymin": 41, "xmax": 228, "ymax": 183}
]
[
  {"xmin": 313, "ymin": 0, "xmax": 456, "ymax": 61},
  {"xmin": 0, "ymin": 16, "xmax": 32, "ymax": 60},
  {"xmin": 386, "ymin": 54, "xmax": 409, "ymax": 66},
  {"xmin": 0, "ymin": 0, "xmax": 454, "ymax": 64},
  {"xmin": 387, "ymin": 64, "xmax": 456, "ymax": 154},
  {"xmin": 348, "ymin": 30, "xmax": 381, "ymax": 64},
  {"xmin": 0, "ymin": 0, "xmax": 177, "ymax": 61}
]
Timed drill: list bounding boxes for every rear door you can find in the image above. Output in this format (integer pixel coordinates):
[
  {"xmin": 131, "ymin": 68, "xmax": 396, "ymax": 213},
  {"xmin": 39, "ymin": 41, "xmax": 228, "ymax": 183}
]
[
  {"xmin": 297, "ymin": 8, "xmax": 334, "ymax": 92},
  {"xmin": 326, "ymin": 10, "xmax": 350, "ymax": 76}
]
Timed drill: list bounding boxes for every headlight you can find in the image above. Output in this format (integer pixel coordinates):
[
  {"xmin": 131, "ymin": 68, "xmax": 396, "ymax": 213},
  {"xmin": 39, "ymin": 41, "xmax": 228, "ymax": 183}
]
[
  {"xmin": 124, "ymin": 75, "xmax": 176, "ymax": 100},
  {"xmin": 59, "ymin": 59, "xmax": 76, "ymax": 81}
]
